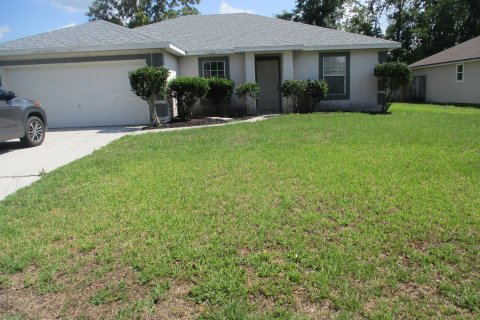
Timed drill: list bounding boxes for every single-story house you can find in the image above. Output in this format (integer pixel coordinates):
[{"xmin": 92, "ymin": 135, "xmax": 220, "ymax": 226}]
[
  {"xmin": 0, "ymin": 13, "xmax": 400, "ymax": 128},
  {"xmin": 410, "ymin": 36, "xmax": 480, "ymax": 105}
]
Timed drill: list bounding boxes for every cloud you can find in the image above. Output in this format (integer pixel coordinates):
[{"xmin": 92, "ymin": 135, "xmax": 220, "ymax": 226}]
[
  {"xmin": 0, "ymin": 25, "xmax": 12, "ymax": 39},
  {"xmin": 219, "ymin": 1, "xmax": 255, "ymax": 14},
  {"xmin": 49, "ymin": 0, "xmax": 90, "ymax": 13},
  {"xmin": 50, "ymin": 22, "xmax": 76, "ymax": 31}
]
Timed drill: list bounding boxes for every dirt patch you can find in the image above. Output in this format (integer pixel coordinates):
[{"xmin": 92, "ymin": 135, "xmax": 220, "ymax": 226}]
[
  {"xmin": 0, "ymin": 260, "xmax": 201, "ymax": 319},
  {"xmin": 292, "ymin": 290, "xmax": 338, "ymax": 319},
  {"xmin": 142, "ymin": 117, "xmax": 231, "ymax": 130}
]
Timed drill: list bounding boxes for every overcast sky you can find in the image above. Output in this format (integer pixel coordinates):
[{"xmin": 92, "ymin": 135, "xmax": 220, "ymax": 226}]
[{"xmin": 0, "ymin": 0, "xmax": 296, "ymax": 43}]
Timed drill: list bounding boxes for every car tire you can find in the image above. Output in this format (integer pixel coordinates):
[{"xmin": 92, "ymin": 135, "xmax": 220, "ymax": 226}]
[{"xmin": 20, "ymin": 116, "xmax": 45, "ymax": 147}]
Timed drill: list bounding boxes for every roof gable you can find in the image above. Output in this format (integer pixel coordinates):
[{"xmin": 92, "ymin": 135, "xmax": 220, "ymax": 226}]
[
  {"xmin": 0, "ymin": 20, "xmax": 169, "ymax": 55},
  {"xmin": 411, "ymin": 36, "xmax": 480, "ymax": 68},
  {"xmin": 135, "ymin": 13, "xmax": 399, "ymax": 54}
]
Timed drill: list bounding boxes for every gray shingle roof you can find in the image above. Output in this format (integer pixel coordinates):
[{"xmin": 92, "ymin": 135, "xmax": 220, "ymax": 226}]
[
  {"xmin": 135, "ymin": 13, "xmax": 399, "ymax": 53},
  {"xmin": 410, "ymin": 36, "xmax": 480, "ymax": 68},
  {"xmin": 0, "ymin": 20, "xmax": 164, "ymax": 52}
]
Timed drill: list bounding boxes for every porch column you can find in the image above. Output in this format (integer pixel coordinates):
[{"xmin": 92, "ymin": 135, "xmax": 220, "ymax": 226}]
[
  {"xmin": 245, "ymin": 52, "xmax": 257, "ymax": 115},
  {"xmin": 282, "ymin": 51, "xmax": 294, "ymax": 112}
]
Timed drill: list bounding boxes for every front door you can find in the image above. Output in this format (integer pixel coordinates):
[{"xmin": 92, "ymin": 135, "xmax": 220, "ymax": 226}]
[
  {"xmin": 0, "ymin": 88, "xmax": 20, "ymax": 140},
  {"xmin": 256, "ymin": 58, "xmax": 281, "ymax": 114}
]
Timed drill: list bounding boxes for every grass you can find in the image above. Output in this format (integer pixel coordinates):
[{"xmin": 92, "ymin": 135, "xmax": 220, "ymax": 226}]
[{"xmin": 0, "ymin": 103, "xmax": 479, "ymax": 319}]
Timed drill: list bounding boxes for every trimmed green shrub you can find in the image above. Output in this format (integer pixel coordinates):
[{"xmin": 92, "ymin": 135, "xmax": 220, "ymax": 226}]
[
  {"xmin": 206, "ymin": 77, "xmax": 235, "ymax": 116},
  {"xmin": 304, "ymin": 80, "xmax": 329, "ymax": 113},
  {"xmin": 168, "ymin": 77, "xmax": 209, "ymax": 119},
  {"xmin": 129, "ymin": 66, "xmax": 170, "ymax": 126},
  {"xmin": 235, "ymin": 82, "xmax": 260, "ymax": 115},
  {"xmin": 281, "ymin": 80, "xmax": 306, "ymax": 113},
  {"xmin": 374, "ymin": 62, "xmax": 413, "ymax": 112},
  {"xmin": 281, "ymin": 79, "xmax": 328, "ymax": 113}
]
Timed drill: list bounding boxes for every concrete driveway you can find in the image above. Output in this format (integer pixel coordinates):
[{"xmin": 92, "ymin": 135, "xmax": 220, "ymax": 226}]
[{"xmin": 0, "ymin": 127, "xmax": 139, "ymax": 201}]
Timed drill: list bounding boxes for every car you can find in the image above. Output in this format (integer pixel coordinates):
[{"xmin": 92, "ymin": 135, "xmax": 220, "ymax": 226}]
[{"xmin": 0, "ymin": 87, "xmax": 47, "ymax": 147}]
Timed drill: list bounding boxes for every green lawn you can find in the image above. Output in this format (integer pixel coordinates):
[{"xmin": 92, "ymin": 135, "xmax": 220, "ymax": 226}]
[{"xmin": 0, "ymin": 103, "xmax": 479, "ymax": 319}]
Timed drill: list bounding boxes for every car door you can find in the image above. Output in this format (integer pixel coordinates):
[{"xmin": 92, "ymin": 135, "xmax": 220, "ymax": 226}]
[{"xmin": 0, "ymin": 88, "xmax": 21, "ymax": 141}]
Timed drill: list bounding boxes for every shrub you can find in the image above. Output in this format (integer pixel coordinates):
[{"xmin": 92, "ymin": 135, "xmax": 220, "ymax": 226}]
[
  {"xmin": 281, "ymin": 80, "xmax": 306, "ymax": 113},
  {"xmin": 168, "ymin": 77, "xmax": 209, "ymax": 119},
  {"xmin": 374, "ymin": 62, "xmax": 413, "ymax": 112},
  {"xmin": 235, "ymin": 82, "xmax": 260, "ymax": 115},
  {"xmin": 304, "ymin": 80, "xmax": 329, "ymax": 113},
  {"xmin": 129, "ymin": 66, "xmax": 170, "ymax": 126},
  {"xmin": 281, "ymin": 79, "xmax": 328, "ymax": 113},
  {"xmin": 206, "ymin": 77, "xmax": 235, "ymax": 116}
]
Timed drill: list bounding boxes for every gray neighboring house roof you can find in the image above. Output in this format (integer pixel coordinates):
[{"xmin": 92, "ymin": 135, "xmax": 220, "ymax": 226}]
[
  {"xmin": 135, "ymin": 13, "xmax": 400, "ymax": 54},
  {"xmin": 0, "ymin": 20, "xmax": 182, "ymax": 56},
  {"xmin": 410, "ymin": 36, "xmax": 480, "ymax": 68}
]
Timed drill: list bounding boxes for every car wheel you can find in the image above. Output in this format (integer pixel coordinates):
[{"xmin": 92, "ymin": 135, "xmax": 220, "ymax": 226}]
[{"xmin": 20, "ymin": 116, "xmax": 45, "ymax": 147}]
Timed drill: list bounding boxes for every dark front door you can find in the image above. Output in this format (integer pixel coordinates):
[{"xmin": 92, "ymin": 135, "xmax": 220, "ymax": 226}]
[{"xmin": 256, "ymin": 58, "xmax": 281, "ymax": 114}]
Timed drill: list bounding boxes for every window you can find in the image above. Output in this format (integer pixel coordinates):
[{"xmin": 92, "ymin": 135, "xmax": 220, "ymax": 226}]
[
  {"xmin": 456, "ymin": 64, "xmax": 464, "ymax": 82},
  {"xmin": 198, "ymin": 57, "xmax": 229, "ymax": 79},
  {"xmin": 202, "ymin": 61, "xmax": 225, "ymax": 78},
  {"xmin": 319, "ymin": 53, "xmax": 350, "ymax": 99}
]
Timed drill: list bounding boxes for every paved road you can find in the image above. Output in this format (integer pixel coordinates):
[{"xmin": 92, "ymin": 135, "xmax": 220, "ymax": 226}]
[{"xmin": 0, "ymin": 127, "xmax": 139, "ymax": 201}]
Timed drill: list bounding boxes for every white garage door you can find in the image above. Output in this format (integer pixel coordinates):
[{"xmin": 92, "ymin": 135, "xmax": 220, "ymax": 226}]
[{"xmin": 3, "ymin": 60, "xmax": 149, "ymax": 128}]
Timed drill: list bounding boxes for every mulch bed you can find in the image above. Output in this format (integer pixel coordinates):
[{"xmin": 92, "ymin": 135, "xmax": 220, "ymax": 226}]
[{"xmin": 142, "ymin": 117, "xmax": 231, "ymax": 130}]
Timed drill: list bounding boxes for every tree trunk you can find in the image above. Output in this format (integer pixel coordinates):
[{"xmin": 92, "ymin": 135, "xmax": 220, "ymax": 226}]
[{"xmin": 149, "ymin": 96, "xmax": 160, "ymax": 126}]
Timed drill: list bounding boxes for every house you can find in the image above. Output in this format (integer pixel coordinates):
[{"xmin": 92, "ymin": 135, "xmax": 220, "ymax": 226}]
[
  {"xmin": 0, "ymin": 13, "xmax": 400, "ymax": 129},
  {"xmin": 410, "ymin": 36, "xmax": 480, "ymax": 105}
]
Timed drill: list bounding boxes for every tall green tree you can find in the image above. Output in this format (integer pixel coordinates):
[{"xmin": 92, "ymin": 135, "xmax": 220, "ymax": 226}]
[
  {"xmin": 277, "ymin": 0, "xmax": 347, "ymax": 29},
  {"xmin": 343, "ymin": 0, "xmax": 383, "ymax": 37},
  {"xmin": 87, "ymin": 0, "xmax": 200, "ymax": 28}
]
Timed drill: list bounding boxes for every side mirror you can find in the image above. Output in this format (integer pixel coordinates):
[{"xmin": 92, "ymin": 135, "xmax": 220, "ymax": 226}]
[{"xmin": 7, "ymin": 91, "xmax": 16, "ymax": 100}]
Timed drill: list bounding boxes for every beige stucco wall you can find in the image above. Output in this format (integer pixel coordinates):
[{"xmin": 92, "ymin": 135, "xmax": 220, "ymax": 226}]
[
  {"xmin": 293, "ymin": 49, "xmax": 381, "ymax": 111},
  {"xmin": 413, "ymin": 60, "xmax": 480, "ymax": 104},
  {"xmin": 163, "ymin": 51, "xmax": 178, "ymax": 80}
]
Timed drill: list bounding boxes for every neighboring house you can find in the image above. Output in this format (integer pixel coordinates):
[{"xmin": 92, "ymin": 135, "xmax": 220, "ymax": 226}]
[
  {"xmin": 410, "ymin": 36, "xmax": 480, "ymax": 105},
  {"xmin": 0, "ymin": 14, "xmax": 399, "ymax": 129}
]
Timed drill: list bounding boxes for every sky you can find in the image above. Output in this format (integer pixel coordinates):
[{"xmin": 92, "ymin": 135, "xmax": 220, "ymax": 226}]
[{"xmin": 0, "ymin": 0, "xmax": 296, "ymax": 43}]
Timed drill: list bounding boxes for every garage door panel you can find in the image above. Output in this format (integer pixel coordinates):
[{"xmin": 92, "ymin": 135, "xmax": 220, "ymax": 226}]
[{"xmin": 4, "ymin": 60, "xmax": 150, "ymax": 128}]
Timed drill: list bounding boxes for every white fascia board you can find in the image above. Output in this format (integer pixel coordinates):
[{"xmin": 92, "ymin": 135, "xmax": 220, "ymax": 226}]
[
  {"xmin": 186, "ymin": 49, "xmax": 236, "ymax": 56},
  {"xmin": 234, "ymin": 45, "xmax": 305, "ymax": 52},
  {"xmin": 0, "ymin": 42, "xmax": 177, "ymax": 57},
  {"xmin": 166, "ymin": 44, "xmax": 186, "ymax": 56},
  {"xmin": 303, "ymin": 43, "xmax": 401, "ymax": 51}
]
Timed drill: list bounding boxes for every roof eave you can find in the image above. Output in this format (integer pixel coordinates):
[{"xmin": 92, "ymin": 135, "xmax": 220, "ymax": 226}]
[
  {"xmin": 0, "ymin": 42, "xmax": 184, "ymax": 57},
  {"xmin": 304, "ymin": 43, "xmax": 401, "ymax": 51},
  {"xmin": 411, "ymin": 57, "xmax": 480, "ymax": 69}
]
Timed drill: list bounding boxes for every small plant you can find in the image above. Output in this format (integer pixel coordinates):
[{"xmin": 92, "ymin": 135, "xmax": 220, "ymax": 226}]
[
  {"xmin": 235, "ymin": 82, "xmax": 260, "ymax": 115},
  {"xmin": 374, "ymin": 61, "xmax": 413, "ymax": 112},
  {"xmin": 281, "ymin": 80, "xmax": 306, "ymax": 113},
  {"xmin": 129, "ymin": 66, "xmax": 170, "ymax": 126},
  {"xmin": 206, "ymin": 77, "xmax": 235, "ymax": 116},
  {"xmin": 168, "ymin": 77, "xmax": 209, "ymax": 119},
  {"xmin": 304, "ymin": 79, "xmax": 329, "ymax": 113},
  {"xmin": 281, "ymin": 79, "xmax": 328, "ymax": 113}
]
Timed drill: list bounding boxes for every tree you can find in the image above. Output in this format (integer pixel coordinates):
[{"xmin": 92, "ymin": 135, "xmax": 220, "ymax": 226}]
[
  {"xmin": 343, "ymin": 0, "xmax": 383, "ymax": 37},
  {"xmin": 128, "ymin": 66, "xmax": 170, "ymax": 126},
  {"xmin": 276, "ymin": 0, "xmax": 347, "ymax": 29},
  {"xmin": 87, "ymin": 0, "xmax": 200, "ymax": 28},
  {"xmin": 374, "ymin": 62, "xmax": 412, "ymax": 112},
  {"xmin": 168, "ymin": 77, "xmax": 209, "ymax": 119}
]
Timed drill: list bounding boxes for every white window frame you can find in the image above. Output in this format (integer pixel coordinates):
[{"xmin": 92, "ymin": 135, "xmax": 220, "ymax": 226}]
[
  {"xmin": 323, "ymin": 56, "xmax": 347, "ymax": 96},
  {"xmin": 456, "ymin": 63, "xmax": 464, "ymax": 82},
  {"xmin": 202, "ymin": 60, "xmax": 226, "ymax": 78}
]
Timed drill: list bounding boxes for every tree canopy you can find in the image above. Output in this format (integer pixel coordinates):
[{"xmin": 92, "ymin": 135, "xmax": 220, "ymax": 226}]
[
  {"xmin": 276, "ymin": 0, "xmax": 480, "ymax": 64},
  {"xmin": 87, "ymin": 0, "xmax": 200, "ymax": 28}
]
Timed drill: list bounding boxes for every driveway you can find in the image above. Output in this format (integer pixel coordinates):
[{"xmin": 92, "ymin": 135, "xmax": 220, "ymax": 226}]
[{"xmin": 0, "ymin": 127, "xmax": 139, "ymax": 201}]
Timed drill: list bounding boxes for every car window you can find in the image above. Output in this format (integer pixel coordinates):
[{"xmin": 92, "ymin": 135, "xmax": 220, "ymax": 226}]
[{"xmin": 0, "ymin": 88, "xmax": 7, "ymax": 99}]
